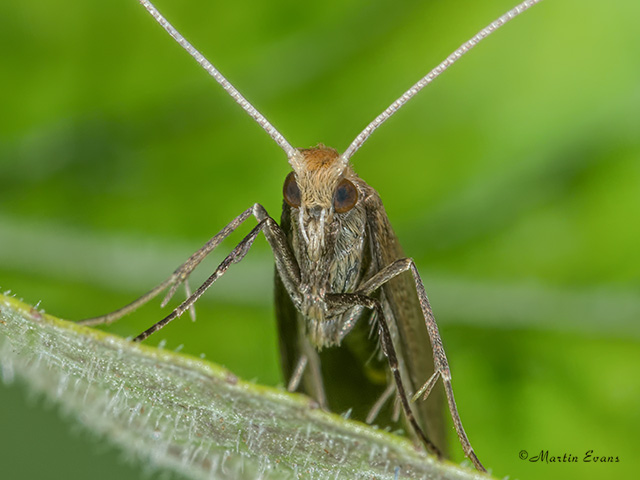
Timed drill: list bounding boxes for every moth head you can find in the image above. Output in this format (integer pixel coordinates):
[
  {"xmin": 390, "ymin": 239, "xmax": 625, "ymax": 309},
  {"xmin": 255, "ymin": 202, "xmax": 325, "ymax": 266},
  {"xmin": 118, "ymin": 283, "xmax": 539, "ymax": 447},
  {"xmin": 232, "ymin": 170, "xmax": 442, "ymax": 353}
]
[
  {"xmin": 283, "ymin": 145, "xmax": 358, "ymax": 214},
  {"xmin": 139, "ymin": 0, "xmax": 540, "ymax": 205}
]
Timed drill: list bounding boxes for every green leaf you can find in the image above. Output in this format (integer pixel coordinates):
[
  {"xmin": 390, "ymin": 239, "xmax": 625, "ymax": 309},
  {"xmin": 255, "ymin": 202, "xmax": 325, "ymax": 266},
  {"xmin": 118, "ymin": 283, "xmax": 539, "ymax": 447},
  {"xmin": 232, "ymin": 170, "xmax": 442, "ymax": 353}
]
[{"xmin": 0, "ymin": 293, "xmax": 489, "ymax": 480}]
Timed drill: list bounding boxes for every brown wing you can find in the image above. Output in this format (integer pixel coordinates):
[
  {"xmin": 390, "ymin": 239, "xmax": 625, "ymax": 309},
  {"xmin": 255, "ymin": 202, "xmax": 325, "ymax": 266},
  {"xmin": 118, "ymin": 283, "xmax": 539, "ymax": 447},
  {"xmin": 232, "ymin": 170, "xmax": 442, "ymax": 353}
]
[{"xmin": 364, "ymin": 187, "xmax": 448, "ymax": 455}]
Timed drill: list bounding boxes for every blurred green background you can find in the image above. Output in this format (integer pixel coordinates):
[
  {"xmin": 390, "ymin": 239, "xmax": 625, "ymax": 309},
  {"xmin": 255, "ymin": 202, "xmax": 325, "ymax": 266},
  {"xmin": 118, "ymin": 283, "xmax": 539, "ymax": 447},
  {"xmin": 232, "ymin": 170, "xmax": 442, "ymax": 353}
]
[{"xmin": 1, "ymin": 0, "xmax": 638, "ymax": 479}]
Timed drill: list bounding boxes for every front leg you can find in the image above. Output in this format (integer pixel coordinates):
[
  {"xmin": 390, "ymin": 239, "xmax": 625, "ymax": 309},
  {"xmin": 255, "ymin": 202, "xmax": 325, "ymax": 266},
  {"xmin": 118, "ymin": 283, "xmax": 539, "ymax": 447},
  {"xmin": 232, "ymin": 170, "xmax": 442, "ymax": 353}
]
[
  {"xmin": 78, "ymin": 204, "xmax": 303, "ymax": 337},
  {"xmin": 78, "ymin": 206, "xmax": 255, "ymax": 326}
]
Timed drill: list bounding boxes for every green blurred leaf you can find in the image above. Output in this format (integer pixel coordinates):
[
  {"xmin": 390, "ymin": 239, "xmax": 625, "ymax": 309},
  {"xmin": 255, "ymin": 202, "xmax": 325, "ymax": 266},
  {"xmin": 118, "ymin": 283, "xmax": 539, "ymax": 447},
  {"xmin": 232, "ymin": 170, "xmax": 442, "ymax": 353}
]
[{"xmin": 0, "ymin": 293, "xmax": 489, "ymax": 480}]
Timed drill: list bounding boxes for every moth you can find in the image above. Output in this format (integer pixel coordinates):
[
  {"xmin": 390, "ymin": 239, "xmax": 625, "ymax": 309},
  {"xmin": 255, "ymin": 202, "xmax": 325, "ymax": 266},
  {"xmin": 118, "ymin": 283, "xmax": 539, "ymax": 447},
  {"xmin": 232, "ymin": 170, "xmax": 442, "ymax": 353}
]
[{"xmin": 80, "ymin": 0, "xmax": 543, "ymax": 472}]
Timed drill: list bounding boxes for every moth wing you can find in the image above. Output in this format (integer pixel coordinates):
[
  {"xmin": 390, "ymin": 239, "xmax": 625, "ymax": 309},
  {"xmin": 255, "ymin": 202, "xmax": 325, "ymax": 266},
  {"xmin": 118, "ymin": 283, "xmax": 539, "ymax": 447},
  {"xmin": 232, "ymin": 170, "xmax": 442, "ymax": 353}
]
[{"xmin": 364, "ymin": 188, "xmax": 448, "ymax": 455}]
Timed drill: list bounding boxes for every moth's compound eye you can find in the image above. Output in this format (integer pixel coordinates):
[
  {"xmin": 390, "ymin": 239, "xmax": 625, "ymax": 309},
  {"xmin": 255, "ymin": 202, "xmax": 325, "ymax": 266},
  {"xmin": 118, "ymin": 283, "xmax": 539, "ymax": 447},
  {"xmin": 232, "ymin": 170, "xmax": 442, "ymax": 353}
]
[
  {"xmin": 283, "ymin": 172, "xmax": 301, "ymax": 208},
  {"xmin": 333, "ymin": 178, "xmax": 358, "ymax": 213}
]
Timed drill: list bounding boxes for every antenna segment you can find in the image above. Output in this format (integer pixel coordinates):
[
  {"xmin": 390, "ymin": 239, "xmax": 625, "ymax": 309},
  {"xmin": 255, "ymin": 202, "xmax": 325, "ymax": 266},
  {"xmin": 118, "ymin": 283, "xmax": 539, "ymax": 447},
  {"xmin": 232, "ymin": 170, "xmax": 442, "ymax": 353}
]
[
  {"xmin": 340, "ymin": 0, "xmax": 543, "ymax": 165},
  {"xmin": 138, "ymin": 0, "xmax": 299, "ymax": 162}
]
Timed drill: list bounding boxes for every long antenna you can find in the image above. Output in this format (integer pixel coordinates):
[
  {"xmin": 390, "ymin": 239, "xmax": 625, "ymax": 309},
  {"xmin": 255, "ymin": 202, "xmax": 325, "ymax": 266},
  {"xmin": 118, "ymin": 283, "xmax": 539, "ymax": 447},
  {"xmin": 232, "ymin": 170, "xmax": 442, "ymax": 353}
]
[
  {"xmin": 138, "ymin": 0, "xmax": 300, "ymax": 163},
  {"xmin": 340, "ymin": 0, "xmax": 543, "ymax": 166}
]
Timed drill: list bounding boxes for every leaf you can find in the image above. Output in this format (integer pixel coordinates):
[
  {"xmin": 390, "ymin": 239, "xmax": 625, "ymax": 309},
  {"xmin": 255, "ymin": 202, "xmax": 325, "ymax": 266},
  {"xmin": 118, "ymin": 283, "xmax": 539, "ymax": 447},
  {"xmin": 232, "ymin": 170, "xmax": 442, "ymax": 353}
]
[{"xmin": 0, "ymin": 293, "xmax": 489, "ymax": 480}]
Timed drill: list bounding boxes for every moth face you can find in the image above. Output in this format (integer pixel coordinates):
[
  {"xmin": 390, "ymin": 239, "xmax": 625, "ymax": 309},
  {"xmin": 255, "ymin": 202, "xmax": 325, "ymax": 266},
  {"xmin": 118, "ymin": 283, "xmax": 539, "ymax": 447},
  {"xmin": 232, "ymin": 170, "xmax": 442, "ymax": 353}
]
[
  {"xmin": 284, "ymin": 146, "xmax": 357, "ymax": 210},
  {"xmin": 283, "ymin": 172, "xmax": 358, "ymax": 215},
  {"xmin": 283, "ymin": 146, "xmax": 359, "ymax": 261}
]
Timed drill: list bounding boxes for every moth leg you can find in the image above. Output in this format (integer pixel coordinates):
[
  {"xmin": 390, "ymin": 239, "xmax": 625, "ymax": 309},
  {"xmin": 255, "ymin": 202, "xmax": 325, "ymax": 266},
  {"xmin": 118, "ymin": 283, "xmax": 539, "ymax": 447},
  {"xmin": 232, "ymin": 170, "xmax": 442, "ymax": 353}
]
[
  {"xmin": 298, "ymin": 335, "xmax": 328, "ymax": 408},
  {"xmin": 79, "ymin": 203, "xmax": 302, "ymax": 327},
  {"xmin": 287, "ymin": 355, "xmax": 308, "ymax": 392},
  {"xmin": 159, "ymin": 208, "xmax": 256, "ymax": 308},
  {"xmin": 412, "ymin": 369, "xmax": 440, "ymax": 402},
  {"xmin": 132, "ymin": 204, "xmax": 303, "ymax": 341},
  {"xmin": 326, "ymin": 293, "xmax": 442, "ymax": 459},
  {"xmin": 131, "ymin": 219, "xmax": 265, "ymax": 340},
  {"xmin": 287, "ymin": 351, "xmax": 327, "ymax": 409},
  {"xmin": 78, "ymin": 207, "xmax": 255, "ymax": 326},
  {"xmin": 307, "ymin": 349, "xmax": 327, "ymax": 407},
  {"xmin": 166, "ymin": 203, "xmax": 302, "ymax": 308},
  {"xmin": 356, "ymin": 258, "xmax": 486, "ymax": 472},
  {"xmin": 252, "ymin": 203, "xmax": 301, "ymax": 307},
  {"xmin": 78, "ymin": 276, "xmax": 175, "ymax": 327},
  {"xmin": 392, "ymin": 396, "xmax": 402, "ymax": 422},
  {"xmin": 184, "ymin": 279, "xmax": 196, "ymax": 322},
  {"xmin": 365, "ymin": 381, "xmax": 395, "ymax": 424}
]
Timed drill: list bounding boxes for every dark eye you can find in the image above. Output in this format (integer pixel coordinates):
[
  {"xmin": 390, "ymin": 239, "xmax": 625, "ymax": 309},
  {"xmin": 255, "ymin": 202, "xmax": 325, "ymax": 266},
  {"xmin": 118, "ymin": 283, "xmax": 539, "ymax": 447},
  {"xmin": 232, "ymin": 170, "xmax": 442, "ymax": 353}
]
[
  {"xmin": 283, "ymin": 172, "xmax": 301, "ymax": 208},
  {"xmin": 333, "ymin": 178, "xmax": 358, "ymax": 213}
]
